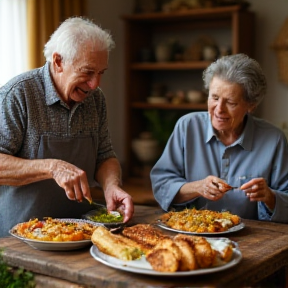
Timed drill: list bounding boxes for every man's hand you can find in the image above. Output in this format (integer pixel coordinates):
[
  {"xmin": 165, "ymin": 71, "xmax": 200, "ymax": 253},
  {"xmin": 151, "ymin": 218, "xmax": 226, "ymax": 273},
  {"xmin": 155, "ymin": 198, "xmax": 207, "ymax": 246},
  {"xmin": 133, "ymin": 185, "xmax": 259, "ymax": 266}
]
[
  {"xmin": 104, "ymin": 184, "xmax": 134, "ymax": 223},
  {"xmin": 51, "ymin": 159, "xmax": 92, "ymax": 203}
]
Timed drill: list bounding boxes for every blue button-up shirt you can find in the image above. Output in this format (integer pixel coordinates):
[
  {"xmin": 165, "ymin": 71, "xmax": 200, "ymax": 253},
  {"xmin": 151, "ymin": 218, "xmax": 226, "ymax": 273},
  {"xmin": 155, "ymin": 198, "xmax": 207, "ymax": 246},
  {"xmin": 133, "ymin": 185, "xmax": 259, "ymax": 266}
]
[{"xmin": 150, "ymin": 112, "xmax": 288, "ymax": 222}]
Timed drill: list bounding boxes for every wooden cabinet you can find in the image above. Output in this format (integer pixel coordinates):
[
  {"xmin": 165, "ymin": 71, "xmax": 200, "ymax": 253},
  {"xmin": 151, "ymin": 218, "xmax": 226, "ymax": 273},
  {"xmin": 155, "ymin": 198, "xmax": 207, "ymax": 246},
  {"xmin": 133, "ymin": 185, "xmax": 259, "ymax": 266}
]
[{"xmin": 122, "ymin": 5, "xmax": 255, "ymax": 182}]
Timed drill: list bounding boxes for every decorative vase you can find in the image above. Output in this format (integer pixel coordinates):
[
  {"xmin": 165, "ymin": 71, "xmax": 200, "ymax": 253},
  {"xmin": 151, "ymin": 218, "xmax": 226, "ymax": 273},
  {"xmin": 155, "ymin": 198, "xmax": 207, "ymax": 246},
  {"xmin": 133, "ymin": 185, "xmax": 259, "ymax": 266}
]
[
  {"xmin": 155, "ymin": 44, "xmax": 171, "ymax": 62},
  {"xmin": 203, "ymin": 45, "xmax": 218, "ymax": 61},
  {"xmin": 132, "ymin": 135, "xmax": 161, "ymax": 164}
]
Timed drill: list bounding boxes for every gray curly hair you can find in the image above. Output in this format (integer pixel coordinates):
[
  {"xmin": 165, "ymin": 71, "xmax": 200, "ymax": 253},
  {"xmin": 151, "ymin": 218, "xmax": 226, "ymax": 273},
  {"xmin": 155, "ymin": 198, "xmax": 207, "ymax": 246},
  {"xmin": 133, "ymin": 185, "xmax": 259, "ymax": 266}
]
[
  {"xmin": 43, "ymin": 17, "xmax": 115, "ymax": 63},
  {"xmin": 203, "ymin": 54, "xmax": 267, "ymax": 106}
]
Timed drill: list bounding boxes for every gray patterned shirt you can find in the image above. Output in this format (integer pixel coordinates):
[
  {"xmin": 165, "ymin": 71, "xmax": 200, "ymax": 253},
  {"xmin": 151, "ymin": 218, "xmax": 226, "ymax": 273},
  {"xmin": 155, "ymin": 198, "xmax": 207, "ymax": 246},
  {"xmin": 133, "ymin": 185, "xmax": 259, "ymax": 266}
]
[{"xmin": 0, "ymin": 62, "xmax": 116, "ymax": 166}]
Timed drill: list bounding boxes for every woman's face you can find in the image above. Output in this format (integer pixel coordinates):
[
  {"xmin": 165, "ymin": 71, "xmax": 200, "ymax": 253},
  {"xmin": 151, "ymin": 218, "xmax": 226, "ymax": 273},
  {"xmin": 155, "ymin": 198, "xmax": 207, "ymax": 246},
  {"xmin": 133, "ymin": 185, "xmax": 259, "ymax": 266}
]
[
  {"xmin": 207, "ymin": 76, "xmax": 254, "ymax": 134},
  {"xmin": 52, "ymin": 42, "xmax": 108, "ymax": 106}
]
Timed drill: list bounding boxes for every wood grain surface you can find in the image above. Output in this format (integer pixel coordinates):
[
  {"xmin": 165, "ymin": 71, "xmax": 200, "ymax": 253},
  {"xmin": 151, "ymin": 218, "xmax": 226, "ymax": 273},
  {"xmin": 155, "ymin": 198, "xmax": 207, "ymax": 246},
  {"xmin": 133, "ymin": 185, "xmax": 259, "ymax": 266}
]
[{"xmin": 1, "ymin": 205, "xmax": 288, "ymax": 288}]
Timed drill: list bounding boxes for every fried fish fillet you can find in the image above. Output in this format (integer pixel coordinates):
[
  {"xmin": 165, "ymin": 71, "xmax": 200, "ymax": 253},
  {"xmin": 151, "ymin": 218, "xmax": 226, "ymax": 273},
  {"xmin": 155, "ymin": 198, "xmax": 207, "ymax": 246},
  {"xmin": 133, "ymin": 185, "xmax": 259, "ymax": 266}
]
[
  {"xmin": 146, "ymin": 248, "xmax": 179, "ymax": 272},
  {"xmin": 91, "ymin": 226, "xmax": 143, "ymax": 260},
  {"xmin": 146, "ymin": 237, "xmax": 199, "ymax": 272},
  {"xmin": 145, "ymin": 239, "xmax": 179, "ymax": 272},
  {"xmin": 147, "ymin": 238, "xmax": 181, "ymax": 261},
  {"xmin": 121, "ymin": 224, "xmax": 169, "ymax": 252},
  {"xmin": 173, "ymin": 238, "xmax": 198, "ymax": 271},
  {"xmin": 174, "ymin": 234, "xmax": 215, "ymax": 268}
]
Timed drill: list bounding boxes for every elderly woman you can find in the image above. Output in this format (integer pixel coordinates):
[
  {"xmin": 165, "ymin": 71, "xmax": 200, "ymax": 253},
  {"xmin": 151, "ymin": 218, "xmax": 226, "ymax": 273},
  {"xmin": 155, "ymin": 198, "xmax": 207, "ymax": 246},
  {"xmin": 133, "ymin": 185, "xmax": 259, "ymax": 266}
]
[{"xmin": 150, "ymin": 53, "xmax": 288, "ymax": 222}]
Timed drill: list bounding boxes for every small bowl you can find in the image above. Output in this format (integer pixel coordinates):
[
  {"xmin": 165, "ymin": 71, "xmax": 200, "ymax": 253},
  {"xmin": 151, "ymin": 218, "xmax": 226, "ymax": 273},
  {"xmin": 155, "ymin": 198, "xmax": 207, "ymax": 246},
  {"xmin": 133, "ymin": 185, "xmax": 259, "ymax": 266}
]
[
  {"xmin": 186, "ymin": 90, "xmax": 204, "ymax": 103},
  {"xmin": 83, "ymin": 205, "xmax": 125, "ymax": 229},
  {"xmin": 147, "ymin": 97, "xmax": 168, "ymax": 104}
]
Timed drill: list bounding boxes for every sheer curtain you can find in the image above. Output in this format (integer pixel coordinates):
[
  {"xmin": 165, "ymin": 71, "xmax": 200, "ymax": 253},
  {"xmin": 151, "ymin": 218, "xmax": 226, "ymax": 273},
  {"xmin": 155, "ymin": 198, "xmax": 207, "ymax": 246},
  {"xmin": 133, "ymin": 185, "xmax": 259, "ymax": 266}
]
[
  {"xmin": 0, "ymin": 0, "xmax": 86, "ymax": 86},
  {"xmin": 0, "ymin": 0, "xmax": 28, "ymax": 86},
  {"xmin": 27, "ymin": 0, "xmax": 87, "ymax": 69}
]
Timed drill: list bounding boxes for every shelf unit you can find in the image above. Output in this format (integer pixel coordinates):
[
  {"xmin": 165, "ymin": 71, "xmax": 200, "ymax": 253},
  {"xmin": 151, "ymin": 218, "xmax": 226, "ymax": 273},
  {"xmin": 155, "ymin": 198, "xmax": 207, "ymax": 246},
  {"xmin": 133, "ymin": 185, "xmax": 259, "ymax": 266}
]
[{"xmin": 122, "ymin": 5, "xmax": 255, "ymax": 181}]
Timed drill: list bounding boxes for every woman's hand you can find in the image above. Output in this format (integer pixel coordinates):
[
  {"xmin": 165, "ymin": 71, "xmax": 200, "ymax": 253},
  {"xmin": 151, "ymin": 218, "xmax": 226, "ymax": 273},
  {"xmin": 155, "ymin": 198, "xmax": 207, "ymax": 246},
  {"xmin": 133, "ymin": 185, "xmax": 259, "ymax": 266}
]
[
  {"xmin": 175, "ymin": 176, "xmax": 233, "ymax": 204},
  {"xmin": 240, "ymin": 177, "xmax": 276, "ymax": 211}
]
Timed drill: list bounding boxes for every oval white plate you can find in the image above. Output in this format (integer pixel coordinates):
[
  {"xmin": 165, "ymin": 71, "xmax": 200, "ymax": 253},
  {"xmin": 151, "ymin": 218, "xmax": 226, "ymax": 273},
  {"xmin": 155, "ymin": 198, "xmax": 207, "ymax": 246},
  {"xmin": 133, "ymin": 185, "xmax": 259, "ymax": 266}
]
[
  {"xmin": 156, "ymin": 220, "xmax": 245, "ymax": 235},
  {"xmin": 9, "ymin": 218, "xmax": 98, "ymax": 251},
  {"xmin": 90, "ymin": 239, "xmax": 242, "ymax": 276}
]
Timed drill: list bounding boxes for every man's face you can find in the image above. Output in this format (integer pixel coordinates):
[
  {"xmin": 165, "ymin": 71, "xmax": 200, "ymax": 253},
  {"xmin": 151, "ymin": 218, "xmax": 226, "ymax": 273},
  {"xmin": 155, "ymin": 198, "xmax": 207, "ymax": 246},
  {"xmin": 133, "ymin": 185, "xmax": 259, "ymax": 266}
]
[{"xmin": 53, "ymin": 43, "xmax": 108, "ymax": 106}]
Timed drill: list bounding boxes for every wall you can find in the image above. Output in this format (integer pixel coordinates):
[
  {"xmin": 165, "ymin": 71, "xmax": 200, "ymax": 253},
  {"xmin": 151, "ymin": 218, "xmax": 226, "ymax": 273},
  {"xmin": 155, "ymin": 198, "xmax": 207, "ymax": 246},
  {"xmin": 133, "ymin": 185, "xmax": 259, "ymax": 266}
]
[
  {"xmin": 249, "ymin": 0, "xmax": 288, "ymax": 129},
  {"xmin": 87, "ymin": 0, "xmax": 288, "ymax": 163},
  {"xmin": 87, "ymin": 0, "xmax": 134, "ymax": 165}
]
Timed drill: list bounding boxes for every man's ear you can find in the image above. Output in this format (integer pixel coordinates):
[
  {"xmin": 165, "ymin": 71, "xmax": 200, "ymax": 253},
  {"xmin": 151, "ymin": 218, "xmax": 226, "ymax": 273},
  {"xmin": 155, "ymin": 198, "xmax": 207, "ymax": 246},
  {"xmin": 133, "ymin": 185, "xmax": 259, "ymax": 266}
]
[
  {"xmin": 52, "ymin": 53, "xmax": 63, "ymax": 73},
  {"xmin": 248, "ymin": 104, "xmax": 257, "ymax": 114}
]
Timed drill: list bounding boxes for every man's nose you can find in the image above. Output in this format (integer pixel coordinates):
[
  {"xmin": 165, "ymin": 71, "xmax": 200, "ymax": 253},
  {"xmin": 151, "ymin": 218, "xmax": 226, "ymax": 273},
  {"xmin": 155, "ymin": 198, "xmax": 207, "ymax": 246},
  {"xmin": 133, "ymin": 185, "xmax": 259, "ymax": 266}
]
[
  {"xmin": 216, "ymin": 100, "xmax": 226, "ymax": 112},
  {"xmin": 87, "ymin": 74, "xmax": 101, "ymax": 89}
]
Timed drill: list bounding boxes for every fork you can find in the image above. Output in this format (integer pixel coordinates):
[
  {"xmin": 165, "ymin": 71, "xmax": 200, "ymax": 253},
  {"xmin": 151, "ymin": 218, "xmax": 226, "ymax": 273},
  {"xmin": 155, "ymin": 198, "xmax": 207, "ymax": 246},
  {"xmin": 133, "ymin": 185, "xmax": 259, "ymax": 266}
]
[
  {"xmin": 212, "ymin": 181, "xmax": 239, "ymax": 190},
  {"xmin": 88, "ymin": 199, "xmax": 121, "ymax": 217}
]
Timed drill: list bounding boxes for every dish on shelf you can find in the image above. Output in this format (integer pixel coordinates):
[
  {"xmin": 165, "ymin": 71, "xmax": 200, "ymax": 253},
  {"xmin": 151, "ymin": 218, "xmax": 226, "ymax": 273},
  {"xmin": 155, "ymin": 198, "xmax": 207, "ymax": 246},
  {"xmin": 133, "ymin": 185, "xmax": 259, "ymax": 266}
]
[{"xmin": 147, "ymin": 97, "xmax": 168, "ymax": 104}]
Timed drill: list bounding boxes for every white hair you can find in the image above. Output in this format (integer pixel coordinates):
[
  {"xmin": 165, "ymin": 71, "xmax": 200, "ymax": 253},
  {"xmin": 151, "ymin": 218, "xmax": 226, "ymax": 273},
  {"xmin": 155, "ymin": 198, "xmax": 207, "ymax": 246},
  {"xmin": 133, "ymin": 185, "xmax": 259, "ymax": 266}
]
[
  {"xmin": 203, "ymin": 53, "xmax": 267, "ymax": 106},
  {"xmin": 43, "ymin": 17, "xmax": 115, "ymax": 63}
]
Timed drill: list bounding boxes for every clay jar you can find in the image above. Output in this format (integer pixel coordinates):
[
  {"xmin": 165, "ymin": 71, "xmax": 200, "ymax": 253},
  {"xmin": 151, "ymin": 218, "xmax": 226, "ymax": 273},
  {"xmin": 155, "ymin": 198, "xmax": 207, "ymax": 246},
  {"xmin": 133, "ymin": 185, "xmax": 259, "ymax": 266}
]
[
  {"xmin": 155, "ymin": 44, "xmax": 171, "ymax": 62},
  {"xmin": 203, "ymin": 45, "xmax": 217, "ymax": 61},
  {"xmin": 132, "ymin": 132, "xmax": 161, "ymax": 164},
  {"xmin": 186, "ymin": 90, "xmax": 204, "ymax": 103}
]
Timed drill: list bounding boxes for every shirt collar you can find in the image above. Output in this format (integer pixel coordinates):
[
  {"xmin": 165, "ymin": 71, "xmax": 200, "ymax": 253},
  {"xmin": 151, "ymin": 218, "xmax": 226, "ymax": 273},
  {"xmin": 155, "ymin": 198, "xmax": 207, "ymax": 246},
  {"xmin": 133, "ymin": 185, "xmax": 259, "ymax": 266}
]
[
  {"xmin": 206, "ymin": 113, "xmax": 254, "ymax": 151},
  {"xmin": 238, "ymin": 114, "xmax": 254, "ymax": 151},
  {"xmin": 206, "ymin": 115, "xmax": 215, "ymax": 142},
  {"xmin": 43, "ymin": 62, "xmax": 62, "ymax": 106}
]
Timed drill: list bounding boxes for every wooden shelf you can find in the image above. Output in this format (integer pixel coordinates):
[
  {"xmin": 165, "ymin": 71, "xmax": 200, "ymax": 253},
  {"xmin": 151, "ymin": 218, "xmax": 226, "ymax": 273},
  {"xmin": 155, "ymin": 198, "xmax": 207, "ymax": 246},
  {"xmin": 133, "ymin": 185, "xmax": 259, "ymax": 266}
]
[
  {"xmin": 130, "ymin": 61, "xmax": 211, "ymax": 70},
  {"xmin": 122, "ymin": 6, "xmax": 255, "ymax": 181},
  {"xmin": 131, "ymin": 101, "xmax": 207, "ymax": 110},
  {"xmin": 122, "ymin": 5, "xmax": 246, "ymax": 22}
]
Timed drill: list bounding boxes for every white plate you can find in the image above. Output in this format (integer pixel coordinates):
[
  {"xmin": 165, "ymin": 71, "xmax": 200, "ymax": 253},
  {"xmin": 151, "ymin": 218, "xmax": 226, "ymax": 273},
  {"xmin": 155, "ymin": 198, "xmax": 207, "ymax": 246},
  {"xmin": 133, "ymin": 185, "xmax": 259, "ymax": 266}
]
[
  {"xmin": 156, "ymin": 220, "xmax": 245, "ymax": 235},
  {"xmin": 9, "ymin": 218, "xmax": 99, "ymax": 251},
  {"xmin": 90, "ymin": 240, "xmax": 242, "ymax": 276}
]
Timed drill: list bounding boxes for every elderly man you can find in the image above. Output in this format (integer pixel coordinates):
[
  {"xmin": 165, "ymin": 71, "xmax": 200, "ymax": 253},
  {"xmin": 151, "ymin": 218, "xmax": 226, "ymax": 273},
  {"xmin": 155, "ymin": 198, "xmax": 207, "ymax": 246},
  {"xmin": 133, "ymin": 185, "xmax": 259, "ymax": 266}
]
[{"xmin": 0, "ymin": 17, "xmax": 133, "ymax": 237}]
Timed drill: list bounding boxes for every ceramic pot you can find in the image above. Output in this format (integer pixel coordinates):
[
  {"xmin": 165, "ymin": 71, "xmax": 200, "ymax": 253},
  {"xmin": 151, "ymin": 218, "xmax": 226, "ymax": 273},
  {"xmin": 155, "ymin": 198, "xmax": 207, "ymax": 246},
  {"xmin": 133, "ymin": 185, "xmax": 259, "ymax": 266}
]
[
  {"xmin": 155, "ymin": 44, "xmax": 171, "ymax": 62},
  {"xmin": 203, "ymin": 46, "xmax": 217, "ymax": 61},
  {"xmin": 132, "ymin": 138, "xmax": 161, "ymax": 164},
  {"xmin": 186, "ymin": 90, "xmax": 204, "ymax": 103}
]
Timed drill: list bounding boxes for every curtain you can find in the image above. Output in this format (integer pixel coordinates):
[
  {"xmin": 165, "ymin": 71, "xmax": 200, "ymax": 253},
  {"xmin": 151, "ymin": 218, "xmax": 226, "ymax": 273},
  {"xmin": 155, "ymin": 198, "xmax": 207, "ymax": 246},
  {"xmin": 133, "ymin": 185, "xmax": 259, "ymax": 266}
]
[
  {"xmin": 0, "ymin": 0, "xmax": 28, "ymax": 85},
  {"xmin": 27, "ymin": 0, "xmax": 87, "ymax": 69}
]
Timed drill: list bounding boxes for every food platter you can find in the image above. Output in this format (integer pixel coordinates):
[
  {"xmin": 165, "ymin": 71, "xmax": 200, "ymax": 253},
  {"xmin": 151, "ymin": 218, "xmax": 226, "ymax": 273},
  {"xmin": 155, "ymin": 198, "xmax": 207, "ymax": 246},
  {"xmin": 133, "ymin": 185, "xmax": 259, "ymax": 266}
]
[
  {"xmin": 10, "ymin": 233, "xmax": 92, "ymax": 251},
  {"xmin": 90, "ymin": 239, "xmax": 242, "ymax": 276},
  {"xmin": 9, "ymin": 218, "xmax": 98, "ymax": 251},
  {"xmin": 156, "ymin": 220, "xmax": 245, "ymax": 235}
]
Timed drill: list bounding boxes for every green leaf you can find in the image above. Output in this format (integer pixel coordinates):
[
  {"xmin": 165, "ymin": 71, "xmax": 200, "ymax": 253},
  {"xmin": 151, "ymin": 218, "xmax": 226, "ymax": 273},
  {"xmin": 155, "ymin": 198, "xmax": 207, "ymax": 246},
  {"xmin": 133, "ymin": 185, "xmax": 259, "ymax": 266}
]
[{"xmin": 0, "ymin": 249, "xmax": 35, "ymax": 288}]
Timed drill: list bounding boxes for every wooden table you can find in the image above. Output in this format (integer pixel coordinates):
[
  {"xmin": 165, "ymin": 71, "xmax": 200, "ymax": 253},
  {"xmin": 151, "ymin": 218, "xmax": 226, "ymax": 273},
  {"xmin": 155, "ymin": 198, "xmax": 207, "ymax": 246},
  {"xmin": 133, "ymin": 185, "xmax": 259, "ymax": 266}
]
[{"xmin": 1, "ymin": 205, "xmax": 288, "ymax": 288}]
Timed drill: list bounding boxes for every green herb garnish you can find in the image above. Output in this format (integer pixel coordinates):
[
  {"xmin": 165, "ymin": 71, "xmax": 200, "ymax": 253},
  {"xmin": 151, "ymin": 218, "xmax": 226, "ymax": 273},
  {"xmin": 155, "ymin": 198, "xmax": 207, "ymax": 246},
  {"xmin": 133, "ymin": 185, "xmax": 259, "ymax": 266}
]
[{"xmin": 88, "ymin": 208, "xmax": 123, "ymax": 223}]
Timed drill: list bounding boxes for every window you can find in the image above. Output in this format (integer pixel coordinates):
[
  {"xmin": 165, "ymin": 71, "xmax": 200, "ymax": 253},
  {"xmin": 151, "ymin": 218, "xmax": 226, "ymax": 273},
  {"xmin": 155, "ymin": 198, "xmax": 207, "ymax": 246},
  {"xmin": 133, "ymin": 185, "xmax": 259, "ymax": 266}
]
[{"xmin": 0, "ymin": 0, "xmax": 28, "ymax": 86}]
